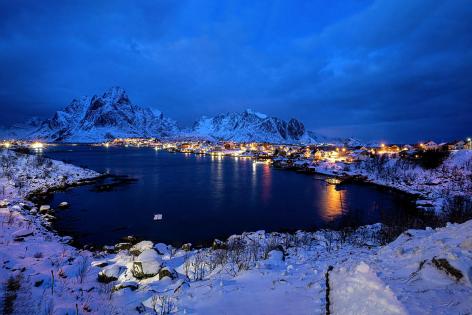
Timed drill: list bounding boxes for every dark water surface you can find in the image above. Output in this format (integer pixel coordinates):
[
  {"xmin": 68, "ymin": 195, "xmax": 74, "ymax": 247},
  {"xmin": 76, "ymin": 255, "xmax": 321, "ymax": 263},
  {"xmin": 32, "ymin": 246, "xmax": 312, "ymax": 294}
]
[{"xmin": 44, "ymin": 145, "xmax": 415, "ymax": 247}]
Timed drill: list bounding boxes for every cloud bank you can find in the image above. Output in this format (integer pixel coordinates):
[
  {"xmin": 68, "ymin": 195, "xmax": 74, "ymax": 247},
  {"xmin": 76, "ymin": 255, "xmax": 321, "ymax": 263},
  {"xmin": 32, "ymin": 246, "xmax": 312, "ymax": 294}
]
[{"xmin": 0, "ymin": 0, "xmax": 471, "ymax": 142}]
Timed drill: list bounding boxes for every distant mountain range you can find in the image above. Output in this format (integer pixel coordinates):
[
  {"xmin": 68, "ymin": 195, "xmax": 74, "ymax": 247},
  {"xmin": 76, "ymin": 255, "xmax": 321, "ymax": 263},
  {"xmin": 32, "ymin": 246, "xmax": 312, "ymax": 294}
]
[{"xmin": 0, "ymin": 87, "xmax": 361, "ymax": 145}]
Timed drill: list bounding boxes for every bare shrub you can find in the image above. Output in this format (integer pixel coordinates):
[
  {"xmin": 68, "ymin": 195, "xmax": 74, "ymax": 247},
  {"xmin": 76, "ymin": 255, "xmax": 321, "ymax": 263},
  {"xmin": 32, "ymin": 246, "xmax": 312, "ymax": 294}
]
[
  {"xmin": 150, "ymin": 295, "xmax": 174, "ymax": 315},
  {"xmin": 76, "ymin": 255, "xmax": 90, "ymax": 284},
  {"xmin": 225, "ymin": 237, "xmax": 252, "ymax": 276},
  {"xmin": 2, "ymin": 274, "xmax": 22, "ymax": 315},
  {"xmin": 183, "ymin": 251, "xmax": 209, "ymax": 281},
  {"xmin": 263, "ymin": 236, "xmax": 281, "ymax": 259}
]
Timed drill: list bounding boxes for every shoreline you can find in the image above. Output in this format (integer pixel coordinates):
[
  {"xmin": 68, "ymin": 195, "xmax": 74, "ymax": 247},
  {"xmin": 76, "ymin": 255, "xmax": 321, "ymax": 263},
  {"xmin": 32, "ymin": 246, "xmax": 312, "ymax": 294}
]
[
  {"xmin": 35, "ymin": 146, "xmax": 420, "ymax": 250},
  {"xmin": 1, "ymin": 148, "xmax": 471, "ymax": 314},
  {"xmin": 13, "ymin": 144, "xmax": 465, "ymax": 253},
  {"xmin": 36, "ymin": 148, "xmax": 423, "ymax": 252}
]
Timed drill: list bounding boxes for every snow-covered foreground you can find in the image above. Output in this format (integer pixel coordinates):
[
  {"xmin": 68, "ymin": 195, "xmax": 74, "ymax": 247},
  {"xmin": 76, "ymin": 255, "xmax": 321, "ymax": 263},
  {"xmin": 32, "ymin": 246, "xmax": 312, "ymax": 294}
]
[{"xmin": 0, "ymin": 149, "xmax": 471, "ymax": 314}]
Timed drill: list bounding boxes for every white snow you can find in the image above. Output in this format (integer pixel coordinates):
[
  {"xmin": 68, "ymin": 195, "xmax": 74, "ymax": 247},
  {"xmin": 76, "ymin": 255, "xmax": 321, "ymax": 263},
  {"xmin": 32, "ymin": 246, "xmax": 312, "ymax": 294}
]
[
  {"xmin": 0, "ymin": 148, "xmax": 471, "ymax": 314},
  {"xmin": 331, "ymin": 262, "xmax": 407, "ymax": 315},
  {"xmin": 135, "ymin": 249, "xmax": 162, "ymax": 276},
  {"xmin": 130, "ymin": 240, "xmax": 154, "ymax": 254}
]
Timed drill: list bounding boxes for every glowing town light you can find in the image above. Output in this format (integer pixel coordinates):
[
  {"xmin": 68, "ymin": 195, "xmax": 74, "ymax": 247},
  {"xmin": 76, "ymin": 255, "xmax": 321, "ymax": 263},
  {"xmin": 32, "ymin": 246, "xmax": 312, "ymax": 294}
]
[
  {"xmin": 31, "ymin": 142, "xmax": 44, "ymax": 149},
  {"xmin": 380, "ymin": 143, "xmax": 385, "ymax": 148},
  {"xmin": 3, "ymin": 142, "xmax": 11, "ymax": 148},
  {"xmin": 468, "ymin": 138, "xmax": 471, "ymax": 142},
  {"xmin": 104, "ymin": 142, "xmax": 110, "ymax": 148},
  {"xmin": 342, "ymin": 148, "xmax": 346, "ymax": 152}
]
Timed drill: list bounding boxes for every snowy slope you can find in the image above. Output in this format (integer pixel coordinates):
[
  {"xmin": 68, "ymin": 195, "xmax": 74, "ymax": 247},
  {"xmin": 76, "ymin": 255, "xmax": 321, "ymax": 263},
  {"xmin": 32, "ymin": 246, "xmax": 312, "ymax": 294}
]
[
  {"xmin": 332, "ymin": 222, "xmax": 472, "ymax": 314},
  {"xmin": 0, "ymin": 117, "xmax": 43, "ymax": 139},
  {"xmin": 2, "ymin": 87, "xmax": 179, "ymax": 142}
]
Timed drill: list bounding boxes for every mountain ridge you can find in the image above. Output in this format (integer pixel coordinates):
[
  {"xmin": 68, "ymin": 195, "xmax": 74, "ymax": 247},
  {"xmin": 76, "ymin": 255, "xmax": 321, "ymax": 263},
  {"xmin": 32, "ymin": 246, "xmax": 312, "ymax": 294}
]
[
  {"xmin": 1, "ymin": 87, "xmax": 360, "ymax": 145},
  {"xmin": 1, "ymin": 87, "xmax": 179, "ymax": 142},
  {"xmin": 190, "ymin": 109, "xmax": 313, "ymax": 143}
]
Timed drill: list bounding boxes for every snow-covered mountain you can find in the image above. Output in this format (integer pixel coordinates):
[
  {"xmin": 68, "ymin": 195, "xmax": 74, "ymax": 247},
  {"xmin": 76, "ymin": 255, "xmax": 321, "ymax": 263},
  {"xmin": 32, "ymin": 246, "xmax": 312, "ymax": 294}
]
[
  {"xmin": 191, "ymin": 109, "xmax": 319, "ymax": 144},
  {"xmin": 2, "ymin": 88, "xmax": 365, "ymax": 145},
  {"xmin": 0, "ymin": 117, "xmax": 43, "ymax": 139},
  {"xmin": 3, "ymin": 87, "xmax": 178, "ymax": 142}
]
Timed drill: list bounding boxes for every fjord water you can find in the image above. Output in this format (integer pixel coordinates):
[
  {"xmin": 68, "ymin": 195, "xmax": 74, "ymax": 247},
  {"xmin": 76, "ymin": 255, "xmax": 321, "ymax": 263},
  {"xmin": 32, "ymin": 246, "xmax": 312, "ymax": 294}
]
[{"xmin": 45, "ymin": 145, "xmax": 414, "ymax": 247}]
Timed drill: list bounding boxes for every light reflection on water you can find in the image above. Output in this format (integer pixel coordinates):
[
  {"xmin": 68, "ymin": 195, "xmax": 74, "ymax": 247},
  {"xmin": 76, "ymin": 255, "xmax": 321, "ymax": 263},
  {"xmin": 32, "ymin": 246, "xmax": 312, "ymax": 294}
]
[
  {"xmin": 318, "ymin": 184, "xmax": 345, "ymax": 222},
  {"xmin": 261, "ymin": 163, "xmax": 272, "ymax": 204},
  {"xmin": 43, "ymin": 145, "xmax": 414, "ymax": 246}
]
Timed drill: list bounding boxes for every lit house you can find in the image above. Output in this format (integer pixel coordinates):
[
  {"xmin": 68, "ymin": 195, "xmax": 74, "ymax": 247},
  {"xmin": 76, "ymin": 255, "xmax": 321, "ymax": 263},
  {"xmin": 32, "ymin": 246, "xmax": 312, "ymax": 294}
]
[
  {"xmin": 447, "ymin": 140, "xmax": 465, "ymax": 150},
  {"xmin": 424, "ymin": 141, "xmax": 439, "ymax": 150}
]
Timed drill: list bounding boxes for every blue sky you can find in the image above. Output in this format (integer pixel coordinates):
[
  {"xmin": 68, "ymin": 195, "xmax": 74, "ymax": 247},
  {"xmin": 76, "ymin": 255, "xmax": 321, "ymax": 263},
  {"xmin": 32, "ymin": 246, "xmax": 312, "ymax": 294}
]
[{"xmin": 0, "ymin": 0, "xmax": 471, "ymax": 142}]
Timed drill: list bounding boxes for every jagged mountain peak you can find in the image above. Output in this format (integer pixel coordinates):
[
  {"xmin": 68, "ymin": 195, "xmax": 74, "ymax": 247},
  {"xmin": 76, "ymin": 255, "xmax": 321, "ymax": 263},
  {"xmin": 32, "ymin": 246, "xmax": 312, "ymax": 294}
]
[
  {"xmin": 244, "ymin": 108, "xmax": 268, "ymax": 119},
  {"xmin": 5, "ymin": 87, "xmax": 178, "ymax": 142},
  {"xmin": 1, "ymin": 88, "xmax": 362, "ymax": 145},
  {"xmin": 191, "ymin": 109, "xmax": 310, "ymax": 143}
]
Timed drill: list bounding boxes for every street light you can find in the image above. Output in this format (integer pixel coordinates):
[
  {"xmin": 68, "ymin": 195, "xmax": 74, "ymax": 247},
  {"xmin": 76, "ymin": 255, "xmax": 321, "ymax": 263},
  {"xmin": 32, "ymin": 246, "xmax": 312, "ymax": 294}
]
[{"xmin": 31, "ymin": 142, "xmax": 44, "ymax": 149}]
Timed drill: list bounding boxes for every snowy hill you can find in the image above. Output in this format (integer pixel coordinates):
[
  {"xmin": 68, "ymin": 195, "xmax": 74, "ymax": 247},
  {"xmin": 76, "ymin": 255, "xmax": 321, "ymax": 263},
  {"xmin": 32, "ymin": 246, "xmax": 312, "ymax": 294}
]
[
  {"xmin": 191, "ymin": 109, "xmax": 321, "ymax": 144},
  {"xmin": 2, "ymin": 87, "xmax": 178, "ymax": 142},
  {"xmin": 0, "ymin": 117, "xmax": 43, "ymax": 139}
]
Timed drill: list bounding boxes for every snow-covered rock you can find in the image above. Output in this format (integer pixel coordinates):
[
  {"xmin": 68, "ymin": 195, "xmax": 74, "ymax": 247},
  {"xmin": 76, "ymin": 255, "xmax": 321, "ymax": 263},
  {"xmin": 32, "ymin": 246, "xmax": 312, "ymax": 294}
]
[
  {"xmin": 158, "ymin": 266, "xmax": 177, "ymax": 280},
  {"xmin": 12, "ymin": 228, "xmax": 34, "ymax": 239},
  {"xmin": 113, "ymin": 280, "xmax": 139, "ymax": 291},
  {"xmin": 130, "ymin": 240, "xmax": 154, "ymax": 255},
  {"xmin": 132, "ymin": 249, "xmax": 162, "ymax": 279},
  {"xmin": 39, "ymin": 205, "xmax": 51, "ymax": 213},
  {"xmin": 98, "ymin": 265, "xmax": 125, "ymax": 283},
  {"xmin": 58, "ymin": 201, "xmax": 69, "ymax": 208}
]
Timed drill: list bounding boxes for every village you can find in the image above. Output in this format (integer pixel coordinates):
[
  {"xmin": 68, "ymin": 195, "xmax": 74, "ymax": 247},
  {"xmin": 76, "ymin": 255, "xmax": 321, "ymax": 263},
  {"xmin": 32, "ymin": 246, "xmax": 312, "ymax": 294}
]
[
  {"xmin": 102, "ymin": 137, "xmax": 472, "ymax": 172},
  {"xmin": 2, "ymin": 137, "xmax": 472, "ymax": 175}
]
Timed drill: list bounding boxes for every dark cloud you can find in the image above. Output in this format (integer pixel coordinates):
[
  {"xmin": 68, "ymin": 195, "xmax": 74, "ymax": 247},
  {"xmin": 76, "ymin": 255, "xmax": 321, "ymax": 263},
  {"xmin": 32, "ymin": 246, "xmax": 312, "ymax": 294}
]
[{"xmin": 0, "ymin": 0, "xmax": 470, "ymax": 142}]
